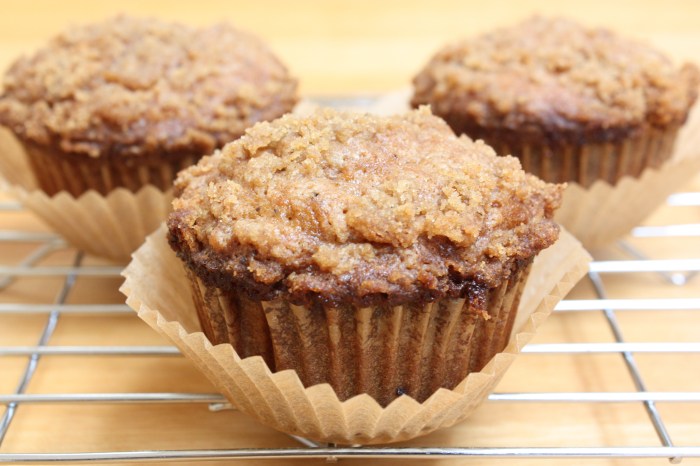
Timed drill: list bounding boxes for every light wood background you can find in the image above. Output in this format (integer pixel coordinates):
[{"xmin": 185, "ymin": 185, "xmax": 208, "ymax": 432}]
[
  {"xmin": 1, "ymin": 1, "xmax": 699, "ymax": 465},
  {"xmin": 2, "ymin": 0, "xmax": 700, "ymax": 95}
]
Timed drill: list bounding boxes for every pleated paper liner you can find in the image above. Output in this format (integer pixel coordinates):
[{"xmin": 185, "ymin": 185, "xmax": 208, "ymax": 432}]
[
  {"xmin": 486, "ymin": 125, "xmax": 679, "ymax": 188},
  {"xmin": 23, "ymin": 142, "xmax": 199, "ymax": 197},
  {"xmin": 0, "ymin": 126, "xmax": 36, "ymax": 189},
  {"xmin": 555, "ymin": 152, "xmax": 700, "ymax": 249},
  {"xmin": 555, "ymin": 98, "xmax": 700, "ymax": 249},
  {"xmin": 186, "ymin": 262, "xmax": 531, "ymax": 407},
  {"xmin": 121, "ymin": 225, "xmax": 590, "ymax": 445},
  {"xmin": 369, "ymin": 89, "xmax": 700, "ymax": 250},
  {"xmin": 20, "ymin": 186, "xmax": 173, "ymax": 262},
  {"xmin": 0, "ymin": 128, "xmax": 171, "ymax": 262}
]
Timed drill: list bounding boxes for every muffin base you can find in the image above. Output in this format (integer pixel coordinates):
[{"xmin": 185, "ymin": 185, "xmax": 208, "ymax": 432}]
[
  {"xmin": 122, "ymin": 225, "xmax": 590, "ymax": 444},
  {"xmin": 186, "ymin": 263, "xmax": 531, "ymax": 407},
  {"xmin": 24, "ymin": 143, "xmax": 199, "ymax": 196},
  {"xmin": 445, "ymin": 122, "xmax": 681, "ymax": 188}
]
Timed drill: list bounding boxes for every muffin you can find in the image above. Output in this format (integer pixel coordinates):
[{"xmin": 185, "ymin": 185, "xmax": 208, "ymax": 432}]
[
  {"xmin": 167, "ymin": 107, "xmax": 563, "ymax": 406},
  {"xmin": 411, "ymin": 16, "xmax": 700, "ymax": 187},
  {"xmin": 0, "ymin": 15, "xmax": 298, "ymax": 196}
]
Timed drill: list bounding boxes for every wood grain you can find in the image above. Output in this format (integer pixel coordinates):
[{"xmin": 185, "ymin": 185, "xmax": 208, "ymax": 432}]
[{"xmin": 0, "ymin": 1, "xmax": 699, "ymax": 464}]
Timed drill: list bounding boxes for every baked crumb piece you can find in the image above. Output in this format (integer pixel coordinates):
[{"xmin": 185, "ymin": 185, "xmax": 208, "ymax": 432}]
[
  {"xmin": 0, "ymin": 16, "xmax": 298, "ymax": 158},
  {"xmin": 412, "ymin": 16, "xmax": 699, "ymax": 143},
  {"xmin": 169, "ymin": 107, "xmax": 562, "ymax": 306}
]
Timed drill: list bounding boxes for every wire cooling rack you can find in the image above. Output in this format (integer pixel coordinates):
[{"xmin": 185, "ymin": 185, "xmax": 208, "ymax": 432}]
[{"xmin": 0, "ymin": 186, "xmax": 699, "ymax": 463}]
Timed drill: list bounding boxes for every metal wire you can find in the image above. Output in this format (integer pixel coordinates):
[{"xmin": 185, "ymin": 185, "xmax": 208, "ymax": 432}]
[
  {"xmin": 0, "ymin": 265, "xmax": 123, "ymax": 277},
  {"xmin": 0, "ymin": 231, "xmax": 61, "ymax": 242},
  {"xmin": 0, "ymin": 346, "xmax": 180, "ymax": 356},
  {"xmin": 0, "ymin": 303, "xmax": 131, "ymax": 313},
  {"xmin": 588, "ymin": 270, "xmax": 680, "ymax": 463},
  {"xmin": 5, "ymin": 298, "xmax": 700, "ymax": 314},
  {"xmin": 0, "ymin": 193, "xmax": 699, "ymax": 463},
  {"xmin": 666, "ymin": 192, "xmax": 700, "ymax": 206},
  {"xmin": 1, "ymin": 391, "xmax": 699, "ymax": 405},
  {"xmin": 2, "ymin": 341, "xmax": 699, "ymax": 357},
  {"xmin": 615, "ymin": 241, "xmax": 695, "ymax": 286},
  {"xmin": 3, "ymin": 446, "xmax": 700, "ymax": 463},
  {"xmin": 0, "ymin": 241, "xmax": 63, "ymax": 290},
  {"xmin": 633, "ymin": 224, "xmax": 700, "ymax": 238},
  {"xmin": 0, "ymin": 251, "xmax": 82, "ymax": 444},
  {"xmin": 555, "ymin": 298, "xmax": 700, "ymax": 311},
  {"xmin": 589, "ymin": 259, "xmax": 700, "ymax": 273}
]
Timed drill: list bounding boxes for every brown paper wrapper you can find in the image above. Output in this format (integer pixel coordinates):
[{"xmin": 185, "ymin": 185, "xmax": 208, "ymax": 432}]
[
  {"xmin": 0, "ymin": 128, "xmax": 171, "ymax": 262},
  {"xmin": 370, "ymin": 89, "xmax": 700, "ymax": 250},
  {"xmin": 555, "ymin": 100, "xmax": 700, "ymax": 249},
  {"xmin": 486, "ymin": 126, "xmax": 680, "ymax": 188},
  {"xmin": 24, "ymin": 142, "xmax": 198, "ymax": 197},
  {"xmin": 554, "ymin": 152, "xmax": 700, "ymax": 249},
  {"xmin": 17, "ymin": 186, "xmax": 173, "ymax": 262},
  {"xmin": 186, "ymin": 263, "xmax": 531, "ymax": 407},
  {"xmin": 0, "ymin": 126, "xmax": 37, "ymax": 189},
  {"xmin": 121, "ymin": 225, "xmax": 590, "ymax": 444}
]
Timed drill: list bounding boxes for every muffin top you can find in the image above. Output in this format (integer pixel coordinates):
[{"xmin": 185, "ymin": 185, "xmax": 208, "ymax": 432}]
[
  {"xmin": 412, "ymin": 16, "xmax": 700, "ymax": 144},
  {"xmin": 168, "ymin": 107, "xmax": 562, "ymax": 306},
  {"xmin": 0, "ymin": 16, "xmax": 297, "ymax": 158}
]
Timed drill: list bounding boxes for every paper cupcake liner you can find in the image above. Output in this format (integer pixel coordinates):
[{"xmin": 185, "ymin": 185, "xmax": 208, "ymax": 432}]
[
  {"xmin": 0, "ymin": 127, "xmax": 37, "ymax": 189},
  {"xmin": 555, "ymin": 99, "xmax": 700, "ymax": 249},
  {"xmin": 23, "ymin": 142, "xmax": 199, "ymax": 197},
  {"xmin": 16, "ymin": 186, "xmax": 173, "ymax": 262},
  {"xmin": 121, "ymin": 225, "xmax": 590, "ymax": 444},
  {"xmin": 486, "ymin": 126, "xmax": 680, "ymax": 188},
  {"xmin": 370, "ymin": 89, "xmax": 700, "ymax": 250},
  {"xmin": 555, "ymin": 153, "xmax": 700, "ymax": 249},
  {"xmin": 188, "ymin": 262, "xmax": 531, "ymax": 407},
  {"xmin": 0, "ymin": 128, "xmax": 173, "ymax": 262}
]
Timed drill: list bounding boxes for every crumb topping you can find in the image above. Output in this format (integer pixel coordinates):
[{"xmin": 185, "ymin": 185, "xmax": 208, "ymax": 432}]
[
  {"xmin": 168, "ymin": 108, "xmax": 562, "ymax": 305},
  {"xmin": 0, "ymin": 16, "xmax": 298, "ymax": 157},
  {"xmin": 412, "ymin": 16, "xmax": 699, "ymax": 142}
]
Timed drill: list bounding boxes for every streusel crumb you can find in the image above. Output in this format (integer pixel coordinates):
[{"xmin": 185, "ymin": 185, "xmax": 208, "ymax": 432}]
[
  {"xmin": 168, "ymin": 107, "xmax": 562, "ymax": 305},
  {"xmin": 0, "ymin": 16, "xmax": 297, "ymax": 158}
]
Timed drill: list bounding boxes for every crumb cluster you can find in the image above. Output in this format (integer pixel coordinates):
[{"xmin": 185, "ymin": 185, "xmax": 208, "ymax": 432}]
[
  {"xmin": 412, "ymin": 16, "xmax": 699, "ymax": 143},
  {"xmin": 0, "ymin": 16, "xmax": 298, "ymax": 158},
  {"xmin": 169, "ymin": 108, "xmax": 562, "ymax": 305}
]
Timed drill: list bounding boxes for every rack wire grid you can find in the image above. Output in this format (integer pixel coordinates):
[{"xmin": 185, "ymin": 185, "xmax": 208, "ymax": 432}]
[{"xmin": 0, "ymin": 178, "xmax": 699, "ymax": 463}]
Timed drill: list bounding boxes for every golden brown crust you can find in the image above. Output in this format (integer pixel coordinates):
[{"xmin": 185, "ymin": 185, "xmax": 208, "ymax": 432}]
[
  {"xmin": 0, "ymin": 16, "xmax": 298, "ymax": 158},
  {"xmin": 168, "ymin": 108, "xmax": 562, "ymax": 306},
  {"xmin": 411, "ymin": 16, "xmax": 700, "ymax": 145}
]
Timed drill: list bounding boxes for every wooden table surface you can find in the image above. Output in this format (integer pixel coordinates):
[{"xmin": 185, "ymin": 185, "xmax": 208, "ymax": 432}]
[{"xmin": 1, "ymin": 1, "xmax": 699, "ymax": 465}]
